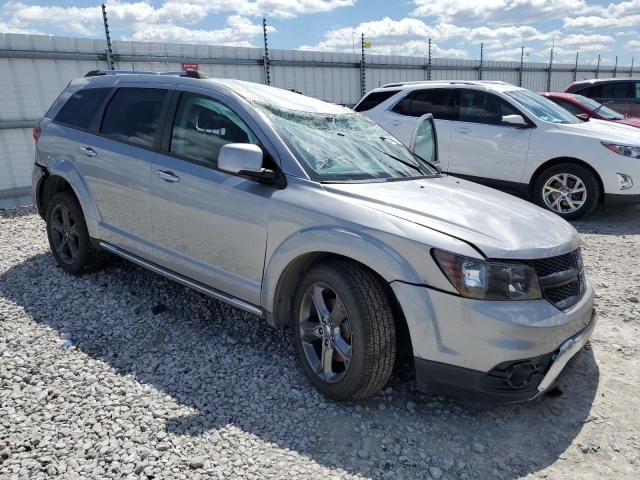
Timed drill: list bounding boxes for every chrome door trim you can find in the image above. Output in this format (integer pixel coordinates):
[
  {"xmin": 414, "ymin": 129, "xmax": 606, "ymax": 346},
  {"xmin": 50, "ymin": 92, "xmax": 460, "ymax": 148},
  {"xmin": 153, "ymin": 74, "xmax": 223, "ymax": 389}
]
[{"xmin": 99, "ymin": 241, "xmax": 264, "ymax": 317}]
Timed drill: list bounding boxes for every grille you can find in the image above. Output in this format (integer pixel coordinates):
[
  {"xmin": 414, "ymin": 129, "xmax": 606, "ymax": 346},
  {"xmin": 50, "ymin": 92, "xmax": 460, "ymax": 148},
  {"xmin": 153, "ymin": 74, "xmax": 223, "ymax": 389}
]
[{"xmin": 529, "ymin": 249, "xmax": 584, "ymax": 310}]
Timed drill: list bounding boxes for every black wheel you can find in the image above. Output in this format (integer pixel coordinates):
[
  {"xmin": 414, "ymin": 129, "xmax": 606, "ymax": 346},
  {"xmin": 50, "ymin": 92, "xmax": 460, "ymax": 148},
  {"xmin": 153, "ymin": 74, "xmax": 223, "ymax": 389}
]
[
  {"xmin": 46, "ymin": 192, "xmax": 108, "ymax": 274},
  {"xmin": 533, "ymin": 163, "xmax": 600, "ymax": 220},
  {"xmin": 292, "ymin": 261, "xmax": 396, "ymax": 400}
]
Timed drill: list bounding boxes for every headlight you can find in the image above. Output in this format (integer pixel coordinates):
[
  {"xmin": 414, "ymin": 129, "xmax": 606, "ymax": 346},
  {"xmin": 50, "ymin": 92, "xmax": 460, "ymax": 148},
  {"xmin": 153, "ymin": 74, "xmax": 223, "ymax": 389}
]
[
  {"xmin": 432, "ymin": 249, "xmax": 542, "ymax": 301},
  {"xmin": 602, "ymin": 142, "xmax": 640, "ymax": 158}
]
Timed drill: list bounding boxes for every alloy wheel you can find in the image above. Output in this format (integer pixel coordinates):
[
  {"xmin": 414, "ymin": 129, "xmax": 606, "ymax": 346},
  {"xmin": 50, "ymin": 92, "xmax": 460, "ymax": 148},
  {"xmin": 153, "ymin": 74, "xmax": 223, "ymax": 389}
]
[
  {"xmin": 50, "ymin": 204, "xmax": 80, "ymax": 264},
  {"xmin": 298, "ymin": 282, "xmax": 353, "ymax": 383},
  {"xmin": 542, "ymin": 173, "xmax": 587, "ymax": 214}
]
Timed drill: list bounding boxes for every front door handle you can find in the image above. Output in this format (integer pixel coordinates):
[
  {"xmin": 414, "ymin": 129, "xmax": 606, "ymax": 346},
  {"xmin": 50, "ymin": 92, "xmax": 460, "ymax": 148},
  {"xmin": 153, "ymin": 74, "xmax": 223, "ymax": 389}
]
[
  {"xmin": 456, "ymin": 127, "xmax": 471, "ymax": 134},
  {"xmin": 80, "ymin": 146, "xmax": 97, "ymax": 157},
  {"xmin": 156, "ymin": 170, "xmax": 180, "ymax": 183}
]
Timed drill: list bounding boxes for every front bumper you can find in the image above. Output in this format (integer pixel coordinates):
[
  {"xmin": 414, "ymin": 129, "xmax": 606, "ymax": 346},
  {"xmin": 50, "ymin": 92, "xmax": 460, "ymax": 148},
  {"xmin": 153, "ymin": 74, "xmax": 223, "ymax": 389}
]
[{"xmin": 414, "ymin": 310, "xmax": 597, "ymax": 402}]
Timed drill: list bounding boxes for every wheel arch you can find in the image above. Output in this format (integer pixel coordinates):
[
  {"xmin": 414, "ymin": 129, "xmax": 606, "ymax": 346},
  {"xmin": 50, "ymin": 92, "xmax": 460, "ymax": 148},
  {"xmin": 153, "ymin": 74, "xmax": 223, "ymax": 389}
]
[
  {"xmin": 39, "ymin": 160, "xmax": 100, "ymax": 237},
  {"xmin": 266, "ymin": 251, "xmax": 414, "ymax": 359},
  {"xmin": 528, "ymin": 157, "xmax": 605, "ymax": 203}
]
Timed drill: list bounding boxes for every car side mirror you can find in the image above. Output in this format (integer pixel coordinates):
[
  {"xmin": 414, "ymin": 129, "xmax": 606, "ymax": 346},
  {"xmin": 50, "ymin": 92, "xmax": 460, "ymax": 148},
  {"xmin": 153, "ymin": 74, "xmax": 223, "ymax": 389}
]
[
  {"xmin": 409, "ymin": 113, "xmax": 441, "ymax": 173},
  {"xmin": 502, "ymin": 114, "xmax": 528, "ymax": 128},
  {"xmin": 218, "ymin": 143, "xmax": 276, "ymax": 183},
  {"xmin": 576, "ymin": 112, "xmax": 590, "ymax": 121}
]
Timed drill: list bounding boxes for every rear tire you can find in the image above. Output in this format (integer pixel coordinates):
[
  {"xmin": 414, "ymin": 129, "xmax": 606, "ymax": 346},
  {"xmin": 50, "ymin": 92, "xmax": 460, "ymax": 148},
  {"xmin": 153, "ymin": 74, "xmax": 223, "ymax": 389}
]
[
  {"xmin": 533, "ymin": 163, "xmax": 599, "ymax": 220},
  {"xmin": 46, "ymin": 192, "xmax": 109, "ymax": 274},
  {"xmin": 292, "ymin": 261, "xmax": 396, "ymax": 400}
]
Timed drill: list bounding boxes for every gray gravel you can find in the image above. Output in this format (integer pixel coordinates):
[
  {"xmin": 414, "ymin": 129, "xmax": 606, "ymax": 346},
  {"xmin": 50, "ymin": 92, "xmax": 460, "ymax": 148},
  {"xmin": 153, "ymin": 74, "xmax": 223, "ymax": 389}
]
[{"xmin": 1, "ymin": 205, "xmax": 639, "ymax": 480}]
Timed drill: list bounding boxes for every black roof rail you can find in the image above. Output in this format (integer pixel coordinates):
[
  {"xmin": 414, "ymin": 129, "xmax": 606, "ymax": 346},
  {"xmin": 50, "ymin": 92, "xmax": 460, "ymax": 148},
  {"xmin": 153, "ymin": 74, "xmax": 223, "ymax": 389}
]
[{"xmin": 84, "ymin": 70, "xmax": 208, "ymax": 79}]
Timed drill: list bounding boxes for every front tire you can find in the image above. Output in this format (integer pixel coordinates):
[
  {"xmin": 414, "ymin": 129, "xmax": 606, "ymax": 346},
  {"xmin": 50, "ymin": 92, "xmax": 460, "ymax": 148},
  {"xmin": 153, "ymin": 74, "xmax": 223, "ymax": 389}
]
[
  {"xmin": 292, "ymin": 261, "xmax": 396, "ymax": 401},
  {"xmin": 46, "ymin": 192, "xmax": 107, "ymax": 274},
  {"xmin": 533, "ymin": 163, "xmax": 600, "ymax": 220}
]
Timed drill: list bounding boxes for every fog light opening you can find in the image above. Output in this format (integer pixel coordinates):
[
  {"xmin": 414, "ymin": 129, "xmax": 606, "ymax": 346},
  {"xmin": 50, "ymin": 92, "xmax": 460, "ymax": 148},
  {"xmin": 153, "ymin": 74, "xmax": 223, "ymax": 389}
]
[
  {"xmin": 617, "ymin": 173, "xmax": 634, "ymax": 190},
  {"xmin": 506, "ymin": 362, "xmax": 536, "ymax": 389}
]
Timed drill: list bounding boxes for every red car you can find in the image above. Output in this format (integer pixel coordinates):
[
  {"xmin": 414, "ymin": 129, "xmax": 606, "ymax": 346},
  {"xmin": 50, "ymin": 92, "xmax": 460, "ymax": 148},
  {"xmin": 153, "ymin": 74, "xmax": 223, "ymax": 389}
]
[{"xmin": 540, "ymin": 92, "xmax": 640, "ymax": 128}]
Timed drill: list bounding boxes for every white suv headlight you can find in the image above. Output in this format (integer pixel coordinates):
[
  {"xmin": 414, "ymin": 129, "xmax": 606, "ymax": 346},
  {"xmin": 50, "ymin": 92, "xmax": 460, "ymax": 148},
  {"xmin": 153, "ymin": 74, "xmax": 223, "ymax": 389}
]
[
  {"xmin": 432, "ymin": 250, "xmax": 542, "ymax": 301},
  {"xmin": 602, "ymin": 142, "xmax": 640, "ymax": 158}
]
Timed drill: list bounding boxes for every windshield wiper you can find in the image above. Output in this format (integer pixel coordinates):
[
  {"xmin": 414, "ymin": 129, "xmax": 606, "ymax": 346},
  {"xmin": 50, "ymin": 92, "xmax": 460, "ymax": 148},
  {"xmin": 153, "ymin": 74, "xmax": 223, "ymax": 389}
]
[
  {"xmin": 379, "ymin": 135, "xmax": 441, "ymax": 172},
  {"xmin": 335, "ymin": 132, "xmax": 436, "ymax": 175},
  {"xmin": 584, "ymin": 103, "xmax": 606, "ymax": 120}
]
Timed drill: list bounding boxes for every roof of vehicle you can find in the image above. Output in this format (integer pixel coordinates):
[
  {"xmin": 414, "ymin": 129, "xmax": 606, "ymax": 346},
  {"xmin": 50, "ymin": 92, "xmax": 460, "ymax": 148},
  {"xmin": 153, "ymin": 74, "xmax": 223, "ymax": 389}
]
[
  {"xmin": 565, "ymin": 78, "xmax": 636, "ymax": 92},
  {"xmin": 78, "ymin": 70, "xmax": 351, "ymax": 115},
  {"xmin": 539, "ymin": 92, "xmax": 581, "ymax": 100},
  {"xmin": 374, "ymin": 80, "xmax": 523, "ymax": 93}
]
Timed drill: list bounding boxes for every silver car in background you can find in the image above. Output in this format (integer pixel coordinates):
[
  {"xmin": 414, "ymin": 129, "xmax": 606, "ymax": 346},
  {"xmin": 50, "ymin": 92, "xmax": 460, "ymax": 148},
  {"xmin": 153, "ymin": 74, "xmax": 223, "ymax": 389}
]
[{"xmin": 32, "ymin": 72, "xmax": 596, "ymax": 402}]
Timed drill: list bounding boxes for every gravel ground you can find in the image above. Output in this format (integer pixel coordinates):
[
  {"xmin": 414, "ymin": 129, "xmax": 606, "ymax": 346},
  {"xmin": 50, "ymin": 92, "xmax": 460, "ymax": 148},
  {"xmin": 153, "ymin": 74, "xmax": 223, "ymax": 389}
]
[{"xmin": 1, "ymin": 205, "xmax": 639, "ymax": 480}]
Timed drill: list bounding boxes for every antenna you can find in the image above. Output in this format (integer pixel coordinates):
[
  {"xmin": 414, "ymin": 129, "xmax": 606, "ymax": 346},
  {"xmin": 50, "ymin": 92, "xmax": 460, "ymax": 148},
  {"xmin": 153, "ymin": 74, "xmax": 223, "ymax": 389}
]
[
  {"xmin": 262, "ymin": 17, "xmax": 270, "ymax": 86},
  {"xmin": 101, "ymin": 3, "xmax": 115, "ymax": 70}
]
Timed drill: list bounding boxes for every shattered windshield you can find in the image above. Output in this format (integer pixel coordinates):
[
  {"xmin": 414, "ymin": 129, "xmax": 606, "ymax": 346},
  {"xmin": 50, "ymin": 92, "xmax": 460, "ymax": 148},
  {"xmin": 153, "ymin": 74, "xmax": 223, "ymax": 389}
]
[{"xmin": 256, "ymin": 103, "xmax": 438, "ymax": 182}]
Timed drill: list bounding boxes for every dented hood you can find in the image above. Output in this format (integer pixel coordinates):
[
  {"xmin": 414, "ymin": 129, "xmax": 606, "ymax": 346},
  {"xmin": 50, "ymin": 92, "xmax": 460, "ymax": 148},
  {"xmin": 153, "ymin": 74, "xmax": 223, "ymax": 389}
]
[{"xmin": 324, "ymin": 175, "xmax": 580, "ymax": 259}]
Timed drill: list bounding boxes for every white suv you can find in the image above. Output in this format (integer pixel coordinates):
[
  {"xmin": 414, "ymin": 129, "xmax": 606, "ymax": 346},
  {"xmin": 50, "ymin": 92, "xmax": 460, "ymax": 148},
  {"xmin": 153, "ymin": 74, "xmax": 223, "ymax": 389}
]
[{"xmin": 355, "ymin": 81, "xmax": 640, "ymax": 219}]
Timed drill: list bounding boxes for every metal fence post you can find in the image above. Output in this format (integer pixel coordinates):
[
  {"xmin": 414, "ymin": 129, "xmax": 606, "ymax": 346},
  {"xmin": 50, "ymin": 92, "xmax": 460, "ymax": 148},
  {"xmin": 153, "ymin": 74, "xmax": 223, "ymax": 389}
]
[
  {"xmin": 546, "ymin": 46, "xmax": 553, "ymax": 92},
  {"xmin": 360, "ymin": 33, "xmax": 366, "ymax": 98},
  {"xmin": 613, "ymin": 55, "xmax": 618, "ymax": 78},
  {"xmin": 573, "ymin": 51, "xmax": 579, "ymax": 82},
  {"xmin": 595, "ymin": 54, "xmax": 600, "ymax": 79},
  {"xmin": 427, "ymin": 38, "xmax": 432, "ymax": 81},
  {"xmin": 518, "ymin": 46, "xmax": 524, "ymax": 87},
  {"xmin": 479, "ymin": 43, "xmax": 484, "ymax": 80},
  {"xmin": 631, "ymin": 57, "xmax": 635, "ymax": 78},
  {"xmin": 262, "ymin": 18, "xmax": 271, "ymax": 86},
  {"xmin": 101, "ymin": 3, "xmax": 115, "ymax": 70}
]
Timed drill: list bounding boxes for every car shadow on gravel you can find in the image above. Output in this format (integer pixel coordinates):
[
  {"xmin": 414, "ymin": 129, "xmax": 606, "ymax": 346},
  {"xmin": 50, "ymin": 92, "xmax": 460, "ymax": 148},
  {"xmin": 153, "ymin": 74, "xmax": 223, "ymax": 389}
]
[
  {"xmin": 572, "ymin": 204, "xmax": 640, "ymax": 235},
  {"xmin": 1, "ymin": 251, "xmax": 600, "ymax": 479}
]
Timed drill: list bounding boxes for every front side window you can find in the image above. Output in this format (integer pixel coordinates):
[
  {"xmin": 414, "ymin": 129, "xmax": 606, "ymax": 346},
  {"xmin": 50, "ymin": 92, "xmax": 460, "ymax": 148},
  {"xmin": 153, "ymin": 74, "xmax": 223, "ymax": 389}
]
[
  {"xmin": 354, "ymin": 90, "xmax": 400, "ymax": 112},
  {"xmin": 257, "ymin": 103, "xmax": 437, "ymax": 182},
  {"xmin": 100, "ymin": 88, "xmax": 168, "ymax": 148},
  {"xmin": 460, "ymin": 90, "xmax": 501, "ymax": 124},
  {"xmin": 55, "ymin": 88, "xmax": 111, "ymax": 130},
  {"xmin": 170, "ymin": 92, "xmax": 258, "ymax": 167},
  {"xmin": 506, "ymin": 89, "xmax": 581, "ymax": 124}
]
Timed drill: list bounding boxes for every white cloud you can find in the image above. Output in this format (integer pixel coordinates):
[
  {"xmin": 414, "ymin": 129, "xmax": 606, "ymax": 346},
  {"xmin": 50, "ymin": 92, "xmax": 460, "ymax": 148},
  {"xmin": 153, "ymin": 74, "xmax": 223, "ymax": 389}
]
[
  {"xmin": 129, "ymin": 15, "xmax": 269, "ymax": 46},
  {"xmin": 625, "ymin": 39, "xmax": 640, "ymax": 50},
  {"xmin": 412, "ymin": 0, "xmax": 586, "ymax": 24}
]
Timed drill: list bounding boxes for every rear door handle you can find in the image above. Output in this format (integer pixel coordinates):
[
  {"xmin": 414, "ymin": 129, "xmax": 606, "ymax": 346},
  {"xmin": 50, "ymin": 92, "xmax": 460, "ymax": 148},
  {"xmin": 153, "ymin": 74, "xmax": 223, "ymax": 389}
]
[
  {"xmin": 80, "ymin": 146, "xmax": 97, "ymax": 157},
  {"xmin": 156, "ymin": 170, "xmax": 180, "ymax": 183},
  {"xmin": 456, "ymin": 127, "xmax": 471, "ymax": 134}
]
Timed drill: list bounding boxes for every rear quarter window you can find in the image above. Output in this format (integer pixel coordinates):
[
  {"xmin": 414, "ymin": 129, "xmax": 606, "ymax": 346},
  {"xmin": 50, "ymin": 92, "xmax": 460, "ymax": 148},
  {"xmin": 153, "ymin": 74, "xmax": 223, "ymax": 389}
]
[
  {"xmin": 354, "ymin": 90, "xmax": 401, "ymax": 112},
  {"xmin": 54, "ymin": 88, "xmax": 112, "ymax": 130}
]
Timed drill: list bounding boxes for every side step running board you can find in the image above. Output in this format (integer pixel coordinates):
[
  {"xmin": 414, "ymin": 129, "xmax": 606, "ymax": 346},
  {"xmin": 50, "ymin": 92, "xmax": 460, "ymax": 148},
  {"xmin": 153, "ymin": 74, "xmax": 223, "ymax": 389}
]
[{"xmin": 99, "ymin": 241, "xmax": 263, "ymax": 317}]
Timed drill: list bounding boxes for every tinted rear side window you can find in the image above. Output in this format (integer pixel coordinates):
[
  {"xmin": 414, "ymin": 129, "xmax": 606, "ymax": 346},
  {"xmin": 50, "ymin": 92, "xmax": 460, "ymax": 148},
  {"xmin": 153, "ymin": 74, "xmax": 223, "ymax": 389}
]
[
  {"xmin": 394, "ymin": 89, "xmax": 459, "ymax": 120},
  {"xmin": 600, "ymin": 82, "xmax": 631, "ymax": 98},
  {"xmin": 54, "ymin": 88, "xmax": 111, "ymax": 130},
  {"xmin": 100, "ymin": 88, "xmax": 168, "ymax": 149},
  {"xmin": 354, "ymin": 90, "xmax": 401, "ymax": 111}
]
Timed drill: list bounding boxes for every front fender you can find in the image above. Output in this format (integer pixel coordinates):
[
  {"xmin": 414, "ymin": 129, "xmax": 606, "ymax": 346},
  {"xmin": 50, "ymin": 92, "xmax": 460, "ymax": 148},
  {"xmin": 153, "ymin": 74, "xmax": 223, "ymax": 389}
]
[
  {"xmin": 44, "ymin": 158, "xmax": 101, "ymax": 238},
  {"xmin": 261, "ymin": 225, "xmax": 423, "ymax": 314}
]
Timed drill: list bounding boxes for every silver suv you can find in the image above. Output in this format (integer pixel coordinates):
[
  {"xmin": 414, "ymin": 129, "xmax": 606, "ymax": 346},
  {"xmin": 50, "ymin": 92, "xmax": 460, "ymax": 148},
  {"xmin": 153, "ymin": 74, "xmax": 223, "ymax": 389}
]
[{"xmin": 32, "ymin": 71, "xmax": 596, "ymax": 402}]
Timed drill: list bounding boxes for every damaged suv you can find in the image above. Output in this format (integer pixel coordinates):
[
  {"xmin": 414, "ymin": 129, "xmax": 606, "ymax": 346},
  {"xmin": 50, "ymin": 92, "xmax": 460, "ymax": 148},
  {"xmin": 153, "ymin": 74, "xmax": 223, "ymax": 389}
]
[{"xmin": 33, "ymin": 71, "xmax": 596, "ymax": 401}]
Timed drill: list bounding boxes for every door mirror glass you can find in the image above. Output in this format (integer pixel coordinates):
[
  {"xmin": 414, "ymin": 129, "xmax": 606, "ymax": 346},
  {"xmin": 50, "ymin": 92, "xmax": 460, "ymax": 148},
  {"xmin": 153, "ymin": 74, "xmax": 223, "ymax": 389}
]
[
  {"xmin": 410, "ymin": 113, "xmax": 440, "ymax": 171},
  {"xmin": 502, "ymin": 114, "xmax": 528, "ymax": 128},
  {"xmin": 218, "ymin": 143, "xmax": 264, "ymax": 175}
]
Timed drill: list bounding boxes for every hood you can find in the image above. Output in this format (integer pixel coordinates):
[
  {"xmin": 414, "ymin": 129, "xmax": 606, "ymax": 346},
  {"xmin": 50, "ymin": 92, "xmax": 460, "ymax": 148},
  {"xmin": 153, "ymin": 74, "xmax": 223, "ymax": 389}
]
[
  {"xmin": 555, "ymin": 118, "xmax": 640, "ymax": 144},
  {"xmin": 324, "ymin": 176, "xmax": 579, "ymax": 260},
  {"xmin": 612, "ymin": 117, "xmax": 640, "ymax": 129}
]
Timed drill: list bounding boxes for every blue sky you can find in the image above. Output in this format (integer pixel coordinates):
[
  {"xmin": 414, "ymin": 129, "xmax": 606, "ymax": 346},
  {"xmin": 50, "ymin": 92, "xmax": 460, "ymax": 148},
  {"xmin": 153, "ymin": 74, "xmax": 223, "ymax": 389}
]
[{"xmin": 1, "ymin": 1, "xmax": 638, "ymax": 65}]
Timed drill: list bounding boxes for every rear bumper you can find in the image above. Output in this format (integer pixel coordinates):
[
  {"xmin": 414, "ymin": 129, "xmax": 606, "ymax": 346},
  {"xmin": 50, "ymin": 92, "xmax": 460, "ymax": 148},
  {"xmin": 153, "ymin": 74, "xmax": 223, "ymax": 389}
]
[{"xmin": 414, "ymin": 310, "xmax": 597, "ymax": 402}]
